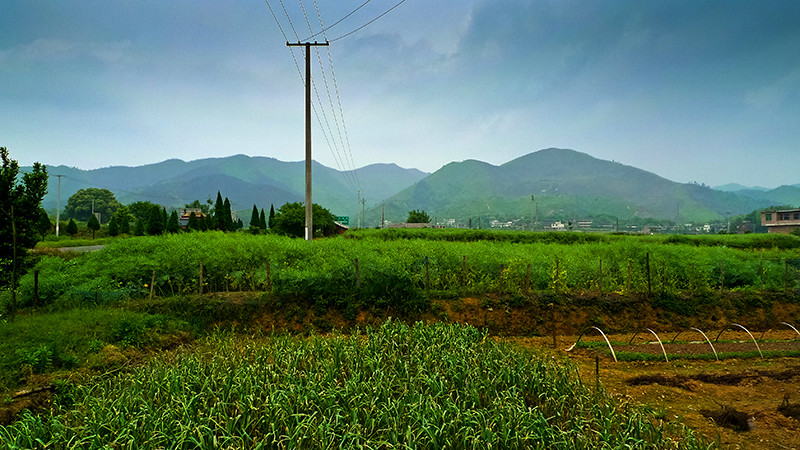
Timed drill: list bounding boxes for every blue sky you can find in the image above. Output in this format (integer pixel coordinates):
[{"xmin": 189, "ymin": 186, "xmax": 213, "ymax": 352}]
[{"xmin": 2, "ymin": 0, "xmax": 799, "ymax": 188}]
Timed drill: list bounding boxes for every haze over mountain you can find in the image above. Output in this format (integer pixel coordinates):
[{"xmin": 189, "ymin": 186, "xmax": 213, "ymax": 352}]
[
  {"xmin": 31, "ymin": 149, "xmax": 799, "ymax": 226},
  {"xmin": 37, "ymin": 156, "xmax": 428, "ymax": 220}
]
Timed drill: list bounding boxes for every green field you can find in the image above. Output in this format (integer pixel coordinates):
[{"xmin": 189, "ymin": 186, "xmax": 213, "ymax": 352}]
[
  {"xmin": 0, "ymin": 322, "xmax": 707, "ymax": 449},
  {"xmin": 2, "ymin": 229, "xmax": 799, "ymax": 448}
]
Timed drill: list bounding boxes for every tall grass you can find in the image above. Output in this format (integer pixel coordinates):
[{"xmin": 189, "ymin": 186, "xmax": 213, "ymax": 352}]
[
  {"xmin": 5, "ymin": 231, "xmax": 800, "ymax": 317},
  {"xmin": 0, "ymin": 322, "xmax": 707, "ymax": 449}
]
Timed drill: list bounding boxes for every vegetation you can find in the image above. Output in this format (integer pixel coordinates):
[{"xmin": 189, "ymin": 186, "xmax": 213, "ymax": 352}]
[
  {"xmin": 5, "ymin": 229, "xmax": 799, "ymax": 323},
  {"xmin": 270, "ymin": 202, "xmax": 337, "ymax": 238},
  {"xmin": 0, "ymin": 147, "xmax": 48, "ymax": 292},
  {"xmin": 64, "ymin": 188, "xmax": 120, "ymax": 223},
  {"xmin": 0, "ymin": 322, "xmax": 706, "ymax": 448},
  {"xmin": 407, "ymin": 209, "xmax": 431, "ymax": 223}
]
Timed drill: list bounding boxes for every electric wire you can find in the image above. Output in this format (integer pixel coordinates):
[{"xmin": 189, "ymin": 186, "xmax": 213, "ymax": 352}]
[
  {"xmin": 265, "ymin": 0, "xmax": 363, "ymax": 193},
  {"xmin": 301, "ymin": 0, "xmax": 372, "ymax": 42},
  {"xmin": 329, "ymin": 0, "xmax": 408, "ymax": 42},
  {"xmin": 301, "ymin": 2, "xmax": 360, "ymax": 191},
  {"xmin": 314, "ymin": 0, "xmax": 360, "ymax": 190}
]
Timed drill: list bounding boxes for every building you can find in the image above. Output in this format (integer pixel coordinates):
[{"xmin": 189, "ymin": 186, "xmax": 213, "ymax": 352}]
[
  {"xmin": 761, "ymin": 208, "xmax": 800, "ymax": 234},
  {"xmin": 178, "ymin": 208, "xmax": 207, "ymax": 227}
]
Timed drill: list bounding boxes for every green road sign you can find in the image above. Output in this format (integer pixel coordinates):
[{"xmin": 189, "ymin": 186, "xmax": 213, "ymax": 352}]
[{"xmin": 336, "ymin": 216, "xmax": 349, "ymax": 225}]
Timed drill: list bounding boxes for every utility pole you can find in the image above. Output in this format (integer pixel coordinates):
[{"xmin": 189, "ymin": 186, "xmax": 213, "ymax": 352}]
[
  {"xmin": 287, "ymin": 40, "xmax": 329, "ymax": 241},
  {"xmin": 357, "ymin": 190, "xmax": 361, "ymax": 228},
  {"xmin": 361, "ymin": 198, "xmax": 366, "ymax": 228},
  {"xmin": 55, "ymin": 174, "xmax": 64, "ymax": 237}
]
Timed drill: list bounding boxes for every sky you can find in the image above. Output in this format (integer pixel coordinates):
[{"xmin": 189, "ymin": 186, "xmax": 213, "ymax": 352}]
[{"xmin": 2, "ymin": 0, "xmax": 799, "ymax": 188}]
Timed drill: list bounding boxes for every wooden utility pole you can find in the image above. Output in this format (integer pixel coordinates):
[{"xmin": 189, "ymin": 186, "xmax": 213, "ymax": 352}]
[{"xmin": 287, "ymin": 41, "xmax": 329, "ymax": 241}]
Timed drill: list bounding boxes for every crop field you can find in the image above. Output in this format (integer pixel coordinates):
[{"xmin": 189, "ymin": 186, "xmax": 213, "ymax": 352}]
[{"xmin": 1, "ymin": 229, "xmax": 800, "ymax": 448}]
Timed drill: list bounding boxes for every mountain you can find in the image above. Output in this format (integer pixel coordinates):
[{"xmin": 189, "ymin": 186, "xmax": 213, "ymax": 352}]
[
  {"xmin": 27, "ymin": 149, "xmax": 800, "ymax": 227},
  {"xmin": 33, "ymin": 155, "xmax": 429, "ymax": 220},
  {"xmin": 375, "ymin": 148, "xmax": 797, "ymax": 225}
]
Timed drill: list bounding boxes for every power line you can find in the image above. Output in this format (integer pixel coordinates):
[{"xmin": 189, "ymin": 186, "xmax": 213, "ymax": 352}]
[
  {"xmin": 329, "ymin": 0, "xmax": 408, "ymax": 42},
  {"xmin": 265, "ymin": 0, "xmax": 362, "ymax": 193},
  {"xmin": 314, "ymin": 0, "xmax": 360, "ymax": 191},
  {"xmin": 301, "ymin": 0, "xmax": 372, "ymax": 42}
]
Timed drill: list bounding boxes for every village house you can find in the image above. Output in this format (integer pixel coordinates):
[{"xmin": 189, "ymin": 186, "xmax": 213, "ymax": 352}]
[
  {"xmin": 761, "ymin": 208, "xmax": 800, "ymax": 234},
  {"xmin": 178, "ymin": 208, "xmax": 207, "ymax": 227}
]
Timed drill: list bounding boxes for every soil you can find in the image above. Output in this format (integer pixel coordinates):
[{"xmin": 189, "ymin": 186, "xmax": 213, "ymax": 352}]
[{"xmin": 3, "ymin": 291, "xmax": 800, "ymax": 448}]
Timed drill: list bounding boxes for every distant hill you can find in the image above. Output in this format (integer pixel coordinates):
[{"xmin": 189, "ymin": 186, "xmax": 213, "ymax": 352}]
[
  {"xmin": 374, "ymin": 149, "xmax": 798, "ymax": 225},
  {"xmin": 33, "ymin": 155, "xmax": 428, "ymax": 220},
  {"xmin": 27, "ymin": 149, "xmax": 799, "ymax": 227}
]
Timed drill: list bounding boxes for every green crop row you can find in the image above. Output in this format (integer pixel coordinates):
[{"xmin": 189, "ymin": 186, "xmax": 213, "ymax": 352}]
[
  {"xmin": 4, "ymin": 231, "xmax": 800, "ymax": 317},
  {"xmin": 0, "ymin": 322, "xmax": 707, "ymax": 449}
]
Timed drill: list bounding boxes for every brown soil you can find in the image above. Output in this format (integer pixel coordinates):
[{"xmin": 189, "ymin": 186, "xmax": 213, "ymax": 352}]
[{"xmin": 4, "ymin": 291, "xmax": 800, "ymax": 448}]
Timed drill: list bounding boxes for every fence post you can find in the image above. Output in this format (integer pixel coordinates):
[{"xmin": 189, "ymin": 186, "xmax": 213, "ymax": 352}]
[
  {"xmin": 149, "ymin": 270, "xmax": 155, "ymax": 301},
  {"xmin": 425, "ymin": 256, "xmax": 430, "ymax": 298},
  {"xmin": 199, "ymin": 262, "xmax": 204, "ymax": 295}
]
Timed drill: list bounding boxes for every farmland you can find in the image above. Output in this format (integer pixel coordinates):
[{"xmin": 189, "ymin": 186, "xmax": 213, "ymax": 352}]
[{"xmin": 2, "ymin": 229, "xmax": 800, "ymax": 448}]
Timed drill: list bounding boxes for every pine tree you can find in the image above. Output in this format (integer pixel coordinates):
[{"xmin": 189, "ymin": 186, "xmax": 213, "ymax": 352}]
[
  {"xmin": 87, "ymin": 214, "xmax": 100, "ymax": 239},
  {"xmin": 223, "ymin": 197, "xmax": 233, "ymax": 231},
  {"xmin": 167, "ymin": 210, "xmax": 181, "ymax": 233},
  {"xmin": 66, "ymin": 218, "xmax": 78, "ymax": 237},
  {"xmin": 249, "ymin": 205, "xmax": 260, "ymax": 233},
  {"xmin": 213, "ymin": 191, "xmax": 226, "ymax": 231},
  {"xmin": 268, "ymin": 204, "xmax": 275, "ymax": 229},
  {"xmin": 107, "ymin": 215, "xmax": 119, "ymax": 236},
  {"xmin": 259, "ymin": 209, "xmax": 267, "ymax": 230},
  {"xmin": 186, "ymin": 211, "xmax": 198, "ymax": 231}
]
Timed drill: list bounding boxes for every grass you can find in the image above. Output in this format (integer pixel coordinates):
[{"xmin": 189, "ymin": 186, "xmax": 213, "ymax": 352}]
[
  {"xmin": 0, "ymin": 322, "xmax": 709, "ymax": 449},
  {"xmin": 0, "ymin": 306, "xmax": 192, "ymax": 398}
]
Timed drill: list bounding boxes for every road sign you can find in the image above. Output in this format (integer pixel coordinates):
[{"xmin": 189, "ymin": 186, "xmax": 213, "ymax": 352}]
[{"xmin": 336, "ymin": 216, "xmax": 349, "ymax": 225}]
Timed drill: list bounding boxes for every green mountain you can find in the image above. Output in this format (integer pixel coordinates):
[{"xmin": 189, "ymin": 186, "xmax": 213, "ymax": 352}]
[
  {"xmin": 27, "ymin": 149, "xmax": 799, "ymax": 228},
  {"xmin": 375, "ymin": 148, "xmax": 795, "ymax": 226},
  {"xmin": 34, "ymin": 155, "xmax": 428, "ymax": 220}
]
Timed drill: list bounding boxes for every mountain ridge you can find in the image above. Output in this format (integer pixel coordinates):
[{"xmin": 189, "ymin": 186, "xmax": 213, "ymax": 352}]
[{"xmin": 25, "ymin": 149, "xmax": 799, "ymax": 226}]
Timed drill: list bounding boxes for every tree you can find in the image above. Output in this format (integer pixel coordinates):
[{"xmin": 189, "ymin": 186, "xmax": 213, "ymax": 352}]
[
  {"xmin": 167, "ymin": 210, "xmax": 181, "ymax": 233},
  {"xmin": 271, "ymin": 202, "xmax": 337, "ymax": 238},
  {"xmin": 111, "ymin": 206, "xmax": 132, "ymax": 235},
  {"xmin": 184, "ymin": 199, "xmax": 211, "ymax": 215},
  {"xmin": 87, "ymin": 214, "xmax": 100, "ymax": 239},
  {"xmin": 260, "ymin": 209, "xmax": 267, "ymax": 230},
  {"xmin": 407, "ymin": 209, "xmax": 431, "ymax": 223},
  {"xmin": 146, "ymin": 204, "xmax": 165, "ymax": 235},
  {"xmin": 213, "ymin": 191, "xmax": 226, "ymax": 231},
  {"xmin": 133, "ymin": 217, "xmax": 145, "ymax": 236},
  {"xmin": 249, "ymin": 205, "xmax": 261, "ymax": 234},
  {"xmin": 107, "ymin": 215, "xmax": 119, "ymax": 236},
  {"xmin": 66, "ymin": 218, "xmax": 78, "ymax": 237},
  {"xmin": 186, "ymin": 211, "xmax": 199, "ymax": 231},
  {"xmin": 128, "ymin": 201, "xmax": 157, "ymax": 222},
  {"xmin": 0, "ymin": 147, "xmax": 48, "ymax": 288},
  {"xmin": 64, "ymin": 188, "xmax": 121, "ymax": 222},
  {"xmin": 268, "ymin": 204, "xmax": 275, "ymax": 229}
]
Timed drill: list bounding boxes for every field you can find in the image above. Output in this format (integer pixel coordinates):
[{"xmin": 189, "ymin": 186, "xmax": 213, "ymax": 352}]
[{"xmin": 2, "ymin": 229, "xmax": 800, "ymax": 448}]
